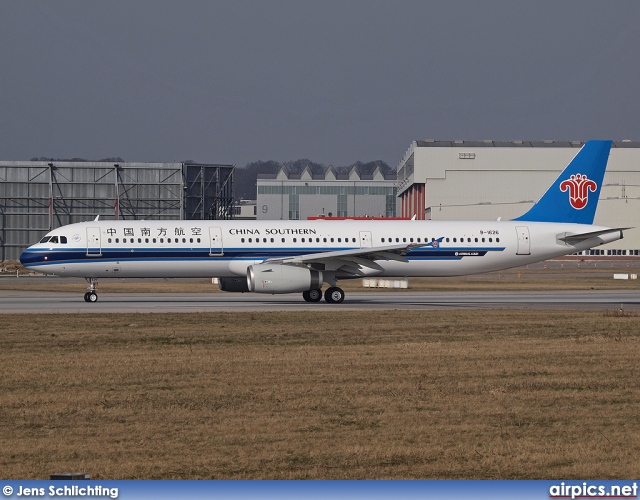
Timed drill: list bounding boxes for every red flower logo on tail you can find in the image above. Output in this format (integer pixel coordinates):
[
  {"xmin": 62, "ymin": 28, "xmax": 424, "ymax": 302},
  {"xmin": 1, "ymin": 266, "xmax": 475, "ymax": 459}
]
[{"xmin": 560, "ymin": 173, "xmax": 597, "ymax": 210}]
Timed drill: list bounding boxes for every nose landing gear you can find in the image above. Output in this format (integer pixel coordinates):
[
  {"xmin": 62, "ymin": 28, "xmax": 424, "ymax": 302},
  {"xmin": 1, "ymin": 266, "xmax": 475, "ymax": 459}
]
[{"xmin": 84, "ymin": 278, "xmax": 99, "ymax": 302}]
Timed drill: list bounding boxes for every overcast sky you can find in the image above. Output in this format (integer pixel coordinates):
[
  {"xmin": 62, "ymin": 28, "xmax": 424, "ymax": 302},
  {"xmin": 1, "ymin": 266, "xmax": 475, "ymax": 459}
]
[{"xmin": 1, "ymin": 0, "xmax": 639, "ymax": 168}]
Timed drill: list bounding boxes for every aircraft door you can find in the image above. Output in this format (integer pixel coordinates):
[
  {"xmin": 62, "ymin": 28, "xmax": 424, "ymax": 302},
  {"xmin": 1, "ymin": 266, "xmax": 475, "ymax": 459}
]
[
  {"xmin": 209, "ymin": 226, "xmax": 223, "ymax": 256},
  {"xmin": 86, "ymin": 227, "xmax": 102, "ymax": 256},
  {"xmin": 516, "ymin": 226, "xmax": 531, "ymax": 255},
  {"xmin": 359, "ymin": 231, "xmax": 372, "ymax": 248}
]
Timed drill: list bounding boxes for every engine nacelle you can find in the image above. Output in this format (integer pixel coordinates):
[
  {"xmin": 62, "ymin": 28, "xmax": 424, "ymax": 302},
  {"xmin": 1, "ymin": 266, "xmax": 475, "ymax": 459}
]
[
  {"xmin": 247, "ymin": 264, "xmax": 323, "ymax": 294},
  {"xmin": 218, "ymin": 277, "xmax": 250, "ymax": 292}
]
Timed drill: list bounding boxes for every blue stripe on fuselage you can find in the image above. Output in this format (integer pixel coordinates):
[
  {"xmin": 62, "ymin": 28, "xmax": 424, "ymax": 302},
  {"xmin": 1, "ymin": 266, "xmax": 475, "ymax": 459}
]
[{"xmin": 20, "ymin": 246, "xmax": 505, "ymax": 267}]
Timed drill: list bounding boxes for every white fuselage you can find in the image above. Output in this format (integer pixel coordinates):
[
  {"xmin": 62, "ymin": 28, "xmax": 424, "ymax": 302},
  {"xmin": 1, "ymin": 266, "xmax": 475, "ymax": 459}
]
[{"xmin": 20, "ymin": 219, "xmax": 620, "ymax": 279}]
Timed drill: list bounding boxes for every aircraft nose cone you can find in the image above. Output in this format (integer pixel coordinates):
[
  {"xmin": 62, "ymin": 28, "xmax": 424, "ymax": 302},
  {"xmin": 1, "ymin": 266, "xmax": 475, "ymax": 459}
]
[{"xmin": 19, "ymin": 247, "xmax": 39, "ymax": 266}]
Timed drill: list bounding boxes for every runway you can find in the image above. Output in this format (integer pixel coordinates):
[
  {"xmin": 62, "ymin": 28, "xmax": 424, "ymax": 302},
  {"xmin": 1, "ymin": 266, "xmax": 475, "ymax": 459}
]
[{"xmin": 1, "ymin": 289, "xmax": 638, "ymax": 313}]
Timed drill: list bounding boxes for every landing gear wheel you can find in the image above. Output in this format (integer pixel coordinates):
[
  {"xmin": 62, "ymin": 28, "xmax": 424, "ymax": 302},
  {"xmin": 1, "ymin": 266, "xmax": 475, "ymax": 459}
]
[
  {"xmin": 324, "ymin": 286, "xmax": 345, "ymax": 304},
  {"xmin": 306, "ymin": 288, "xmax": 322, "ymax": 302},
  {"xmin": 84, "ymin": 278, "xmax": 99, "ymax": 303}
]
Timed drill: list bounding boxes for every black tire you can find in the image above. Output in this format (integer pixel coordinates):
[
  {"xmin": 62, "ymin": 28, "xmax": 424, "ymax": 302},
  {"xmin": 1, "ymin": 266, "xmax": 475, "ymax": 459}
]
[
  {"xmin": 308, "ymin": 288, "xmax": 322, "ymax": 302},
  {"xmin": 302, "ymin": 290, "xmax": 312, "ymax": 302},
  {"xmin": 324, "ymin": 286, "xmax": 345, "ymax": 304},
  {"xmin": 83, "ymin": 292, "xmax": 91, "ymax": 302}
]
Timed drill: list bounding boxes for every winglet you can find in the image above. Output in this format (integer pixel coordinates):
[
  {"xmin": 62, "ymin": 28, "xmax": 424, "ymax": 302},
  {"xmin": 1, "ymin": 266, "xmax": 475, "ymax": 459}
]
[{"xmin": 513, "ymin": 140, "xmax": 612, "ymax": 224}]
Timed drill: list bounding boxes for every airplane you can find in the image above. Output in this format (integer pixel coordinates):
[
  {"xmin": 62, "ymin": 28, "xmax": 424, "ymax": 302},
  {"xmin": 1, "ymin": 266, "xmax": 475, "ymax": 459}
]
[{"xmin": 20, "ymin": 140, "xmax": 626, "ymax": 304}]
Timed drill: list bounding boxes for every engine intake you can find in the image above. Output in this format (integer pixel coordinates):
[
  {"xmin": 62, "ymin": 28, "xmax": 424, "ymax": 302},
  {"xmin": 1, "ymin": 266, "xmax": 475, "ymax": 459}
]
[{"xmin": 247, "ymin": 264, "xmax": 323, "ymax": 294}]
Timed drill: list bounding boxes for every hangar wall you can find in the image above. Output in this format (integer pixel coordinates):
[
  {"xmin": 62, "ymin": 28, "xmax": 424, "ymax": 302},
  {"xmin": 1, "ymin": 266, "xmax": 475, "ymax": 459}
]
[
  {"xmin": 396, "ymin": 141, "xmax": 640, "ymax": 255},
  {"xmin": 257, "ymin": 165, "xmax": 397, "ymax": 220}
]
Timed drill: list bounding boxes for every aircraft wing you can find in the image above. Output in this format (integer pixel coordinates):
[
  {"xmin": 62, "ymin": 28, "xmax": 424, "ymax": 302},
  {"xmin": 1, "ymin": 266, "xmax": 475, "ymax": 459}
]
[
  {"xmin": 557, "ymin": 227, "xmax": 630, "ymax": 245},
  {"xmin": 264, "ymin": 243, "xmax": 424, "ymax": 275}
]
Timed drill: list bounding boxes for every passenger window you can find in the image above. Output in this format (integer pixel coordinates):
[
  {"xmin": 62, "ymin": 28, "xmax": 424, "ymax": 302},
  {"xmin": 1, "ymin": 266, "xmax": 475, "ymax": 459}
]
[
  {"xmin": 108, "ymin": 238, "xmax": 112, "ymax": 243},
  {"xmin": 248, "ymin": 238, "xmax": 252, "ymax": 243},
  {"xmin": 153, "ymin": 238, "xmax": 157, "ymax": 243},
  {"xmin": 489, "ymin": 238, "xmax": 493, "ymax": 243},
  {"xmin": 197, "ymin": 238, "xmax": 201, "ymax": 243},
  {"xmin": 330, "ymin": 238, "xmax": 334, "ymax": 243},
  {"xmin": 190, "ymin": 238, "xmax": 193, "ymax": 243},
  {"xmin": 446, "ymin": 238, "xmax": 450, "ymax": 242},
  {"xmin": 241, "ymin": 238, "xmax": 245, "ymax": 243},
  {"xmin": 337, "ymin": 238, "xmax": 341, "ymax": 243},
  {"xmin": 496, "ymin": 238, "xmax": 500, "ymax": 243},
  {"xmin": 302, "ymin": 238, "xmax": 306, "ymax": 243},
  {"xmin": 271, "ymin": 238, "xmax": 274, "ymax": 243},
  {"xmin": 281, "ymin": 238, "xmax": 285, "ymax": 243},
  {"xmin": 293, "ymin": 238, "xmax": 297, "ymax": 243},
  {"xmin": 145, "ymin": 238, "xmax": 149, "ymax": 243},
  {"xmin": 381, "ymin": 238, "xmax": 385, "ymax": 243},
  {"xmin": 323, "ymin": 238, "xmax": 327, "ymax": 243}
]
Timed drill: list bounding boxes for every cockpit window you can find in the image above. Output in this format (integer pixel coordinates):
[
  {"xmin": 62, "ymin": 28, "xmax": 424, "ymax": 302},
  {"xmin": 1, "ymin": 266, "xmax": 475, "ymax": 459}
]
[{"xmin": 40, "ymin": 235, "xmax": 67, "ymax": 244}]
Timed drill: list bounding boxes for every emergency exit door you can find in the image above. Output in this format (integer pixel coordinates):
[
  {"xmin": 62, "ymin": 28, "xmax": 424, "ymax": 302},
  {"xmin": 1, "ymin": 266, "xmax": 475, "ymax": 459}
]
[{"xmin": 209, "ymin": 227, "xmax": 223, "ymax": 256}]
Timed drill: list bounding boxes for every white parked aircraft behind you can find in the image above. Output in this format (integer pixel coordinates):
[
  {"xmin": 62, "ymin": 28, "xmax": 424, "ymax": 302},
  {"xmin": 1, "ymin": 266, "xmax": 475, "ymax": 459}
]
[{"xmin": 20, "ymin": 140, "xmax": 625, "ymax": 304}]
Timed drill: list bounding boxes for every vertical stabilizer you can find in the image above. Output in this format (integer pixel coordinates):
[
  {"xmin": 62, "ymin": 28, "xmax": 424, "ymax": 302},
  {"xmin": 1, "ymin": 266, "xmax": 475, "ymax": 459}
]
[{"xmin": 513, "ymin": 140, "xmax": 611, "ymax": 224}]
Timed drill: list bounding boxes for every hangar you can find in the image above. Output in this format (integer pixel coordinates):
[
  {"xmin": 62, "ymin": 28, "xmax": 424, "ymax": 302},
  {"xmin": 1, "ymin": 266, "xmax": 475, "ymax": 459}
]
[
  {"xmin": 0, "ymin": 161, "xmax": 234, "ymax": 261},
  {"xmin": 396, "ymin": 140, "xmax": 640, "ymax": 256},
  {"xmin": 257, "ymin": 164, "xmax": 397, "ymax": 220}
]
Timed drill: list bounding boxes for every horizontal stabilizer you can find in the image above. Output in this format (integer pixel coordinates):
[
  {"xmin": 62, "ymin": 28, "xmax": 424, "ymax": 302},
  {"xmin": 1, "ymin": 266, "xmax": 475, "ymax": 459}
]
[{"xmin": 557, "ymin": 227, "xmax": 630, "ymax": 245}]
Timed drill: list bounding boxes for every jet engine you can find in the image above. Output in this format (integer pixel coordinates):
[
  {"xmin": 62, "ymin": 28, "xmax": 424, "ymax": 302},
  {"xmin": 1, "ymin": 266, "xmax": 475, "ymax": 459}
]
[
  {"xmin": 218, "ymin": 277, "xmax": 251, "ymax": 292},
  {"xmin": 247, "ymin": 264, "xmax": 323, "ymax": 294}
]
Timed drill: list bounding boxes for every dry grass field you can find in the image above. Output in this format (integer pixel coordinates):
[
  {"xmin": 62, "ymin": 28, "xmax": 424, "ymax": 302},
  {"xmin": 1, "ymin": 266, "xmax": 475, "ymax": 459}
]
[{"xmin": 1, "ymin": 310, "xmax": 639, "ymax": 479}]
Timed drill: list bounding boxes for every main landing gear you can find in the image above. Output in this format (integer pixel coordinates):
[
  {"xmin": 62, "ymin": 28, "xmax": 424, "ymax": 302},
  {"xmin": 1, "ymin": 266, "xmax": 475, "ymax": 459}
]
[
  {"xmin": 302, "ymin": 288, "xmax": 323, "ymax": 302},
  {"xmin": 84, "ymin": 278, "xmax": 98, "ymax": 303},
  {"xmin": 301, "ymin": 286, "xmax": 345, "ymax": 304}
]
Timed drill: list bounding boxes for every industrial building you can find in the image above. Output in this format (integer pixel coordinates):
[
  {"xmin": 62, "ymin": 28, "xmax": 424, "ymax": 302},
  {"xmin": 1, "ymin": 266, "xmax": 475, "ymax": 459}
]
[
  {"xmin": 396, "ymin": 140, "xmax": 640, "ymax": 256},
  {"xmin": 257, "ymin": 164, "xmax": 397, "ymax": 220},
  {"xmin": 0, "ymin": 161, "xmax": 234, "ymax": 261}
]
